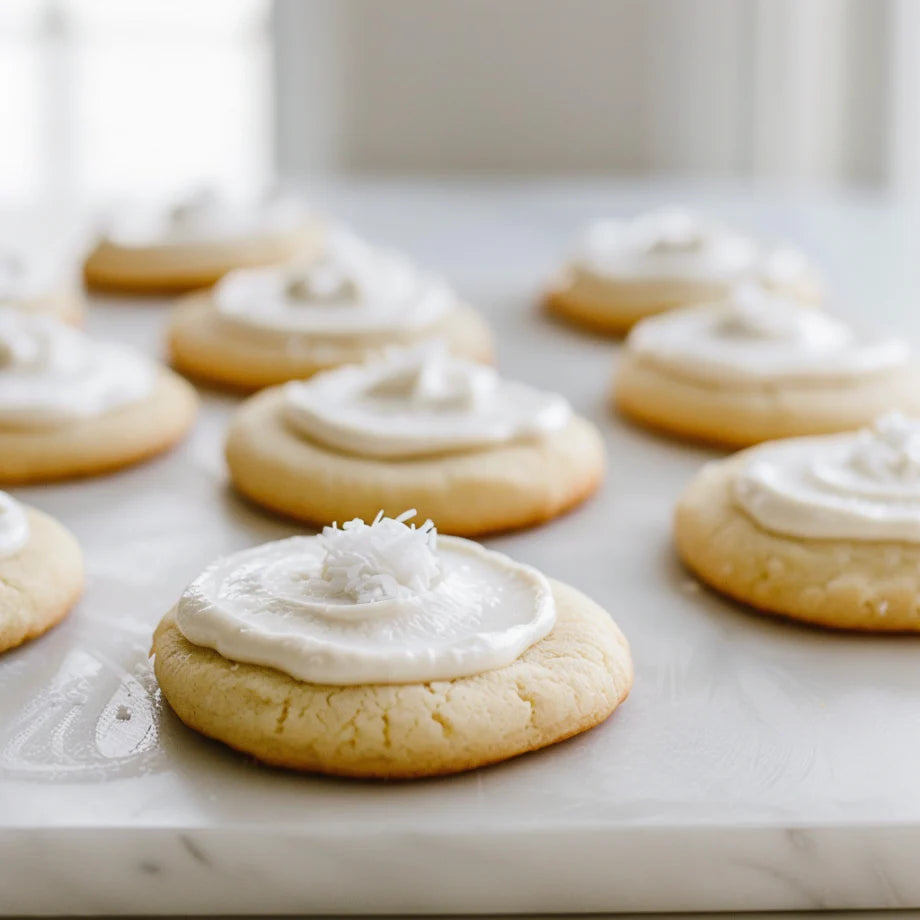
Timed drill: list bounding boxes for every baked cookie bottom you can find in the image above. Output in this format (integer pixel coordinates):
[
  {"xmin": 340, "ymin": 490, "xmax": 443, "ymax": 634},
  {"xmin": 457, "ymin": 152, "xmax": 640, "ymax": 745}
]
[
  {"xmin": 0, "ymin": 507, "xmax": 83, "ymax": 654},
  {"xmin": 225, "ymin": 387, "xmax": 605, "ymax": 536},
  {"xmin": 168, "ymin": 298, "xmax": 495, "ymax": 391},
  {"xmin": 152, "ymin": 579, "xmax": 633, "ymax": 779},
  {"xmin": 614, "ymin": 352, "xmax": 920, "ymax": 448},
  {"xmin": 83, "ymin": 227, "xmax": 321, "ymax": 295},
  {"xmin": 676, "ymin": 454, "xmax": 920, "ymax": 631},
  {"xmin": 0, "ymin": 369, "xmax": 198, "ymax": 484}
]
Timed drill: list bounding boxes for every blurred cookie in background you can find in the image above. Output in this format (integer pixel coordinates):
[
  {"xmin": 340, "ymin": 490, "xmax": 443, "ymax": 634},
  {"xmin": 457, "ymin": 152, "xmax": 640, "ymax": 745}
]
[
  {"xmin": 546, "ymin": 207, "xmax": 823, "ymax": 335},
  {"xmin": 83, "ymin": 187, "xmax": 322, "ymax": 295},
  {"xmin": 167, "ymin": 229, "xmax": 493, "ymax": 390}
]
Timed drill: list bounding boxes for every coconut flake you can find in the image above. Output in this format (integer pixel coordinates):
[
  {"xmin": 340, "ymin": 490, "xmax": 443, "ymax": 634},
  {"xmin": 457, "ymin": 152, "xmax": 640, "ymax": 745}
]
[
  {"xmin": 286, "ymin": 257, "xmax": 360, "ymax": 304},
  {"xmin": 318, "ymin": 509, "xmax": 440, "ymax": 603},
  {"xmin": 366, "ymin": 344, "xmax": 497, "ymax": 411},
  {"xmin": 168, "ymin": 187, "xmax": 222, "ymax": 228},
  {"xmin": 0, "ymin": 313, "xmax": 44, "ymax": 368},
  {"xmin": 630, "ymin": 209, "xmax": 707, "ymax": 255},
  {"xmin": 718, "ymin": 283, "xmax": 845, "ymax": 345},
  {"xmin": 851, "ymin": 412, "xmax": 920, "ymax": 482}
]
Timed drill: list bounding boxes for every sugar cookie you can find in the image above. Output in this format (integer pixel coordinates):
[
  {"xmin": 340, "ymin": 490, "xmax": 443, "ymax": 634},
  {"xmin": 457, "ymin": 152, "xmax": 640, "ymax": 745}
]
[
  {"xmin": 225, "ymin": 347, "xmax": 604, "ymax": 536},
  {"xmin": 614, "ymin": 284, "xmax": 920, "ymax": 447},
  {"xmin": 0, "ymin": 249, "xmax": 83, "ymax": 325},
  {"xmin": 152, "ymin": 513, "xmax": 632, "ymax": 777},
  {"xmin": 0, "ymin": 310, "xmax": 197, "ymax": 483},
  {"xmin": 168, "ymin": 231, "xmax": 493, "ymax": 390},
  {"xmin": 546, "ymin": 208, "xmax": 822, "ymax": 335},
  {"xmin": 676, "ymin": 414, "xmax": 920, "ymax": 630},
  {"xmin": 83, "ymin": 189, "xmax": 320, "ymax": 294},
  {"xmin": 0, "ymin": 492, "xmax": 83, "ymax": 653}
]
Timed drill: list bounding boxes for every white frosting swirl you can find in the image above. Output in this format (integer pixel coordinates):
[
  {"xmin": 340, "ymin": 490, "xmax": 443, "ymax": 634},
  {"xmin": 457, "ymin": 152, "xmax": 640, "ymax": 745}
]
[
  {"xmin": 627, "ymin": 284, "xmax": 908, "ymax": 385},
  {"xmin": 175, "ymin": 511, "xmax": 556, "ymax": 685},
  {"xmin": 577, "ymin": 208, "xmax": 759, "ymax": 281},
  {"xmin": 0, "ymin": 491, "xmax": 29, "ymax": 558},
  {"xmin": 104, "ymin": 188, "xmax": 306, "ymax": 248},
  {"xmin": 734, "ymin": 414, "xmax": 920, "ymax": 541},
  {"xmin": 755, "ymin": 245, "xmax": 818, "ymax": 291},
  {"xmin": 214, "ymin": 231, "xmax": 453, "ymax": 339},
  {"xmin": 0, "ymin": 251, "xmax": 58, "ymax": 304},
  {"xmin": 0, "ymin": 310, "xmax": 155, "ymax": 428},
  {"xmin": 284, "ymin": 346, "xmax": 572, "ymax": 458}
]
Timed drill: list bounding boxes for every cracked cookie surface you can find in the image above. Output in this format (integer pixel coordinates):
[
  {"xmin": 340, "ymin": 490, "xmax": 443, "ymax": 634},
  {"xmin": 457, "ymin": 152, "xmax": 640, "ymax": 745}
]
[
  {"xmin": 151, "ymin": 579, "xmax": 633, "ymax": 778},
  {"xmin": 676, "ymin": 454, "xmax": 920, "ymax": 630},
  {"xmin": 0, "ymin": 507, "xmax": 83, "ymax": 654}
]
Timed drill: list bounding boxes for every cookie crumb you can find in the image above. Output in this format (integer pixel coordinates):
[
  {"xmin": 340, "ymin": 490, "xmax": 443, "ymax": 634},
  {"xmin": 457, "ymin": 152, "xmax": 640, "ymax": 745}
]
[{"xmin": 116, "ymin": 705, "xmax": 132, "ymax": 721}]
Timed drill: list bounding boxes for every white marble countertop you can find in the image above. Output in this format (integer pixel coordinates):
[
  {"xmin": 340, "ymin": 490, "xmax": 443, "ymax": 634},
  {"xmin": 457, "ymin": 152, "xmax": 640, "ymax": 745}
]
[{"xmin": 3, "ymin": 180, "xmax": 920, "ymax": 915}]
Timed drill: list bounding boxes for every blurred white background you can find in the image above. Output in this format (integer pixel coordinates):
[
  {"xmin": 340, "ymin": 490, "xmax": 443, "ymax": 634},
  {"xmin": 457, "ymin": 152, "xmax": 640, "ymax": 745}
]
[
  {"xmin": 0, "ymin": 0, "xmax": 271, "ymax": 202},
  {"xmin": 3, "ymin": 0, "xmax": 920, "ymax": 203}
]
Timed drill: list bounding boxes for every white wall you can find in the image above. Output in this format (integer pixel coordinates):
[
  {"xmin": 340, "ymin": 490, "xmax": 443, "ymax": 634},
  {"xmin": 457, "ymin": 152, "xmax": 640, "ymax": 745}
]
[
  {"xmin": 338, "ymin": 0, "xmax": 649, "ymax": 173},
  {"xmin": 0, "ymin": 0, "xmax": 271, "ymax": 204},
  {"xmin": 274, "ymin": 0, "xmax": 908, "ymax": 188}
]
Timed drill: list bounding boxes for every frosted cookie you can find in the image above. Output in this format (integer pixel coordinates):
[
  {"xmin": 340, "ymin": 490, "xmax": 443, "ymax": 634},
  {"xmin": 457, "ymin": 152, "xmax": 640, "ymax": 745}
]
[
  {"xmin": 614, "ymin": 284, "xmax": 920, "ymax": 447},
  {"xmin": 0, "ymin": 249, "xmax": 83, "ymax": 325},
  {"xmin": 225, "ymin": 346, "xmax": 603, "ymax": 535},
  {"xmin": 0, "ymin": 491, "xmax": 83, "ymax": 653},
  {"xmin": 152, "ymin": 511, "xmax": 632, "ymax": 777},
  {"xmin": 167, "ymin": 230, "xmax": 493, "ymax": 390},
  {"xmin": 0, "ymin": 310, "xmax": 197, "ymax": 483},
  {"xmin": 83, "ymin": 188, "xmax": 320, "ymax": 294},
  {"xmin": 546, "ymin": 208, "xmax": 822, "ymax": 335},
  {"xmin": 676, "ymin": 413, "xmax": 920, "ymax": 631}
]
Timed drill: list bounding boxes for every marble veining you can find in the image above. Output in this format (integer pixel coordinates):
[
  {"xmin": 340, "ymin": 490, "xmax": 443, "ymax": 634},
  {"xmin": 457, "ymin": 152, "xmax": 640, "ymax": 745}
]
[{"xmin": 3, "ymin": 183, "xmax": 920, "ymax": 913}]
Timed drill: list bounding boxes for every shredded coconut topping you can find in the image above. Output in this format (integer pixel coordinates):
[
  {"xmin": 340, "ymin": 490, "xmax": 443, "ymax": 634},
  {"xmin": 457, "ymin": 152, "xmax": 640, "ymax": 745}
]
[
  {"xmin": 366, "ymin": 345, "xmax": 496, "ymax": 410},
  {"xmin": 0, "ymin": 313, "xmax": 51, "ymax": 369},
  {"xmin": 630, "ymin": 209, "xmax": 706, "ymax": 254},
  {"xmin": 168, "ymin": 187, "xmax": 222, "ymax": 228},
  {"xmin": 715, "ymin": 283, "xmax": 851, "ymax": 350},
  {"xmin": 718, "ymin": 283, "xmax": 805, "ymax": 339},
  {"xmin": 286, "ymin": 258, "xmax": 360, "ymax": 303},
  {"xmin": 318, "ymin": 509, "xmax": 440, "ymax": 603},
  {"xmin": 852, "ymin": 412, "xmax": 920, "ymax": 481}
]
